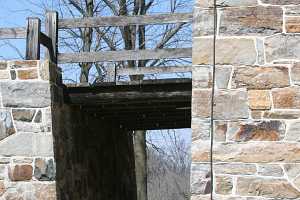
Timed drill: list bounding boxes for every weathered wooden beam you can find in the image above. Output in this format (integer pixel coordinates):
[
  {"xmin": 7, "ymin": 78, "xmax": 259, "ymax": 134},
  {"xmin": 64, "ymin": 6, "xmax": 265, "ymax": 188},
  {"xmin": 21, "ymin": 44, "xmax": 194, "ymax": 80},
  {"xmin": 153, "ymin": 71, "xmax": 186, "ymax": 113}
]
[
  {"xmin": 26, "ymin": 18, "xmax": 41, "ymax": 60},
  {"xmin": 58, "ymin": 13, "xmax": 193, "ymax": 29},
  {"xmin": 58, "ymin": 48, "xmax": 192, "ymax": 64},
  {"xmin": 117, "ymin": 66, "xmax": 192, "ymax": 76},
  {"xmin": 45, "ymin": 11, "xmax": 58, "ymax": 63},
  {"xmin": 0, "ymin": 28, "xmax": 26, "ymax": 39},
  {"xmin": 40, "ymin": 32, "xmax": 55, "ymax": 60}
]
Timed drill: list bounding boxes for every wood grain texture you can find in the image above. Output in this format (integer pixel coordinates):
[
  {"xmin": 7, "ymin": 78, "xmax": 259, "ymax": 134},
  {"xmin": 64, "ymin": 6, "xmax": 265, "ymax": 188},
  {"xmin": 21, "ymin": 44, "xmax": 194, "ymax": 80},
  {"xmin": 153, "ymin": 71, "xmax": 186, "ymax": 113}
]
[
  {"xmin": 0, "ymin": 28, "xmax": 26, "ymax": 39},
  {"xmin": 58, "ymin": 13, "xmax": 193, "ymax": 29},
  {"xmin": 117, "ymin": 66, "xmax": 192, "ymax": 76},
  {"xmin": 58, "ymin": 48, "xmax": 192, "ymax": 63},
  {"xmin": 26, "ymin": 18, "xmax": 41, "ymax": 60}
]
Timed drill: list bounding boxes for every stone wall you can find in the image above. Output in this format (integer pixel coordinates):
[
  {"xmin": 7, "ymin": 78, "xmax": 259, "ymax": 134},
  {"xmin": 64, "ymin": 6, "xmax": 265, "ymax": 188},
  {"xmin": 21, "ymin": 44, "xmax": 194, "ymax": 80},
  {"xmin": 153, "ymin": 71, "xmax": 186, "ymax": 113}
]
[
  {"xmin": 192, "ymin": 1, "xmax": 300, "ymax": 199},
  {"xmin": 0, "ymin": 60, "xmax": 56, "ymax": 199},
  {"xmin": 51, "ymin": 65, "xmax": 137, "ymax": 200}
]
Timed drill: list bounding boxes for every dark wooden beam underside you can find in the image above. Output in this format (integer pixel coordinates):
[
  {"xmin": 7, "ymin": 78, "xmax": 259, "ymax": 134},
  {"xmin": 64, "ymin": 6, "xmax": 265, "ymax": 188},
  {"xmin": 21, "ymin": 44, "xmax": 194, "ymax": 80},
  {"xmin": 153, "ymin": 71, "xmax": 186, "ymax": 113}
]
[{"xmin": 64, "ymin": 79, "xmax": 192, "ymax": 130}]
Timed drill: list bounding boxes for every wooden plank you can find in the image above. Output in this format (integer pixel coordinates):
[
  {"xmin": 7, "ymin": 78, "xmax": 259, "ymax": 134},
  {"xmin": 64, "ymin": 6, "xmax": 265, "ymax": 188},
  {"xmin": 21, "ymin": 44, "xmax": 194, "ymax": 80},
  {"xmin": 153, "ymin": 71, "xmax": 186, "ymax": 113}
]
[
  {"xmin": 26, "ymin": 18, "xmax": 41, "ymax": 60},
  {"xmin": 0, "ymin": 28, "xmax": 26, "ymax": 39},
  {"xmin": 45, "ymin": 11, "xmax": 58, "ymax": 63},
  {"xmin": 40, "ymin": 32, "xmax": 55, "ymax": 60},
  {"xmin": 58, "ymin": 48, "xmax": 192, "ymax": 64},
  {"xmin": 117, "ymin": 66, "xmax": 192, "ymax": 76},
  {"xmin": 58, "ymin": 13, "xmax": 193, "ymax": 29}
]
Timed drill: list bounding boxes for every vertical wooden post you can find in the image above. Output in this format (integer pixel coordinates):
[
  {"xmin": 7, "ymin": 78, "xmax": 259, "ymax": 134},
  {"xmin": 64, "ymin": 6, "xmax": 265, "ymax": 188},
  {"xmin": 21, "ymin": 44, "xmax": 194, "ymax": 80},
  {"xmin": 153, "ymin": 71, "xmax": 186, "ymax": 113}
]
[
  {"xmin": 26, "ymin": 18, "xmax": 41, "ymax": 60},
  {"xmin": 134, "ymin": 130, "xmax": 148, "ymax": 200},
  {"xmin": 45, "ymin": 11, "xmax": 58, "ymax": 63}
]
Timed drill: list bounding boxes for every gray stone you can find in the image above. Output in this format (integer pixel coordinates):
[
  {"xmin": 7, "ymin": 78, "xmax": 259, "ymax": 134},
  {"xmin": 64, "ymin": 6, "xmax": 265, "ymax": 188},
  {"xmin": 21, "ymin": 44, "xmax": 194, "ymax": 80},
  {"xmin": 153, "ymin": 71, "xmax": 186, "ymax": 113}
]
[
  {"xmin": 265, "ymin": 34, "xmax": 300, "ymax": 63},
  {"xmin": 193, "ymin": 66, "xmax": 212, "ymax": 88},
  {"xmin": 285, "ymin": 6, "xmax": 300, "ymax": 16},
  {"xmin": 192, "ymin": 118, "xmax": 210, "ymax": 141},
  {"xmin": 193, "ymin": 8, "xmax": 214, "ymax": 36},
  {"xmin": 34, "ymin": 110, "xmax": 42, "ymax": 123},
  {"xmin": 284, "ymin": 164, "xmax": 300, "ymax": 180},
  {"xmin": 286, "ymin": 121, "xmax": 300, "ymax": 142},
  {"xmin": 256, "ymin": 38, "xmax": 265, "ymax": 65},
  {"xmin": 0, "ymin": 109, "xmax": 15, "ymax": 141},
  {"xmin": 215, "ymin": 176, "xmax": 232, "ymax": 195},
  {"xmin": 291, "ymin": 62, "xmax": 300, "ymax": 85},
  {"xmin": 0, "ymin": 133, "xmax": 54, "ymax": 157},
  {"xmin": 258, "ymin": 164, "xmax": 284, "ymax": 177},
  {"xmin": 261, "ymin": 0, "xmax": 300, "ymax": 5},
  {"xmin": 0, "ymin": 81, "xmax": 50, "ymax": 108},
  {"xmin": 220, "ymin": 6, "xmax": 283, "ymax": 36},
  {"xmin": 196, "ymin": 0, "xmax": 258, "ymax": 7},
  {"xmin": 264, "ymin": 110, "xmax": 300, "ymax": 119},
  {"xmin": 12, "ymin": 109, "xmax": 35, "ymax": 122},
  {"xmin": 14, "ymin": 121, "xmax": 50, "ymax": 133},
  {"xmin": 34, "ymin": 158, "xmax": 55, "ymax": 181},
  {"xmin": 191, "ymin": 164, "xmax": 211, "ymax": 195},
  {"xmin": 193, "ymin": 38, "xmax": 256, "ymax": 65},
  {"xmin": 214, "ymin": 90, "xmax": 249, "ymax": 120},
  {"xmin": 216, "ymin": 66, "xmax": 232, "ymax": 89}
]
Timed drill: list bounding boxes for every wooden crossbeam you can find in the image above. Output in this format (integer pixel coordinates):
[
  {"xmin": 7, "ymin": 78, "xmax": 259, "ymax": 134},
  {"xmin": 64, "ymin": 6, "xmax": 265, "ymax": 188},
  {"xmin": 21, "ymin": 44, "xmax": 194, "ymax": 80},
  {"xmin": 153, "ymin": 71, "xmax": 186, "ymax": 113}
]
[
  {"xmin": 0, "ymin": 27, "xmax": 27, "ymax": 39},
  {"xmin": 58, "ymin": 48, "xmax": 192, "ymax": 64},
  {"xmin": 58, "ymin": 13, "xmax": 193, "ymax": 29},
  {"xmin": 117, "ymin": 66, "xmax": 192, "ymax": 76}
]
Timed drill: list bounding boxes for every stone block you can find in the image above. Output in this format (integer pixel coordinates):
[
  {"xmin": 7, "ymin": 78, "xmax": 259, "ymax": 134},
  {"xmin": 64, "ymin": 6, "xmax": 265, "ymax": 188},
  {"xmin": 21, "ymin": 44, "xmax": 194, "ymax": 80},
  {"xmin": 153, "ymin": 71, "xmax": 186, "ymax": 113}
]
[
  {"xmin": 284, "ymin": 164, "xmax": 300, "ymax": 180},
  {"xmin": 0, "ymin": 109, "xmax": 15, "ymax": 141},
  {"xmin": 196, "ymin": 0, "xmax": 257, "ymax": 8},
  {"xmin": 0, "ymin": 133, "xmax": 54, "ymax": 157},
  {"xmin": 8, "ymin": 165, "xmax": 33, "ymax": 181},
  {"xmin": 190, "ymin": 164, "xmax": 211, "ymax": 195},
  {"xmin": 192, "ymin": 141, "xmax": 300, "ymax": 163},
  {"xmin": 232, "ymin": 66, "xmax": 290, "ymax": 89},
  {"xmin": 0, "ymin": 62, "xmax": 7, "ymax": 70},
  {"xmin": 193, "ymin": 66, "xmax": 212, "ymax": 88},
  {"xmin": 291, "ymin": 62, "xmax": 300, "ymax": 85},
  {"xmin": 215, "ymin": 176, "xmax": 232, "ymax": 195},
  {"xmin": 0, "ymin": 181, "xmax": 5, "ymax": 196},
  {"xmin": 17, "ymin": 69, "xmax": 38, "ymax": 80},
  {"xmin": 257, "ymin": 164, "xmax": 284, "ymax": 177},
  {"xmin": 0, "ymin": 81, "xmax": 50, "ymax": 108},
  {"xmin": 286, "ymin": 16, "xmax": 300, "ymax": 33},
  {"xmin": 236, "ymin": 177, "xmax": 300, "ymax": 198},
  {"xmin": 260, "ymin": 0, "xmax": 300, "ymax": 5},
  {"xmin": 0, "ymin": 71, "xmax": 9, "ymax": 80},
  {"xmin": 248, "ymin": 90, "xmax": 271, "ymax": 110},
  {"xmin": 214, "ymin": 121, "xmax": 227, "ymax": 142},
  {"xmin": 192, "ymin": 118, "xmax": 210, "ymax": 141},
  {"xmin": 263, "ymin": 110, "xmax": 300, "ymax": 119},
  {"xmin": 192, "ymin": 89, "xmax": 211, "ymax": 118},
  {"xmin": 214, "ymin": 163, "xmax": 256, "ymax": 175},
  {"xmin": 33, "ymin": 183, "xmax": 56, "ymax": 200},
  {"xmin": 286, "ymin": 120, "xmax": 300, "ymax": 142},
  {"xmin": 214, "ymin": 90, "xmax": 249, "ymax": 120},
  {"xmin": 9, "ymin": 60, "xmax": 38, "ymax": 69},
  {"xmin": 220, "ymin": 6, "xmax": 282, "ymax": 36},
  {"xmin": 265, "ymin": 34, "xmax": 300, "ymax": 63},
  {"xmin": 193, "ymin": 38, "xmax": 256, "ymax": 65},
  {"xmin": 193, "ymin": 8, "xmax": 214, "ymax": 36},
  {"xmin": 34, "ymin": 158, "xmax": 55, "ymax": 181},
  {"xmin": 227, "ymin": 121, "xmax": 285, "ymax": 142},
  {"xmin": 272, "ymin": 87, "xmax": 300, "ymax": 109},
  {"xmin": 12, "ymin": 109, "xmax": 35, "ymax": 122},
  {"xmin": 285, "ymin": 6, "xmax": 300, "ymax": 16},
  {"xmin": 216, "ymin": 66, "xmax": 232, "ymax": 89}
]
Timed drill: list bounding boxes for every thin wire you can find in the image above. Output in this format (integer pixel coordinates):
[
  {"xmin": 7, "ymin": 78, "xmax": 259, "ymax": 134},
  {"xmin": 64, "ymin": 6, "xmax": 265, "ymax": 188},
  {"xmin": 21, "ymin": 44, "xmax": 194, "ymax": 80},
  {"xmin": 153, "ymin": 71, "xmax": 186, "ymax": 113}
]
[{"xmin": 210, "ymin": 0, "xmax": 217, "ymax": 199}]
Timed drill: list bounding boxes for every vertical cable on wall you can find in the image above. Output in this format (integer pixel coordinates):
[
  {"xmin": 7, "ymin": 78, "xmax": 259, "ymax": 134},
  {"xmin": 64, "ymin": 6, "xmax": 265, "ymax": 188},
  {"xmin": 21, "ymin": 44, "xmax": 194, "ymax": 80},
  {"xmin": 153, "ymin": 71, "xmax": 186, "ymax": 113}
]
[{"xmin": 210, "ymin": 0, "xmax": 217, "ymax": 199}]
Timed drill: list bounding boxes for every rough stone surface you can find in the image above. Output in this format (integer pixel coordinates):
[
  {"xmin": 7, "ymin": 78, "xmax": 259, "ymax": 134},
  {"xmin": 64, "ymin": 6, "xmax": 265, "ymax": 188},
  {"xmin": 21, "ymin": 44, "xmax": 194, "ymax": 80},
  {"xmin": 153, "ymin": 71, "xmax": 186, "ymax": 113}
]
[
  {"xmin": 291, "ymin": 62, "xmax": 300, "ymax": 85},
  {"xmin": 220, "ymin": 6, "xmax": 282, "ymax": 36},
  {"xmin": 193, "ymin": 66, "xmax": 211, "ymax": 88},
  {"xmin": 214, "ymin": 90, "xmax": 249, "ymax": 120},
  {"xmin": 12, "ymin": 109, "xmax": 35, "ymax": 122},
  {"xmin": 260, "ymin": 0, "xmax": 300, "ymax": 5},
  {"xmin": 232, "ymin": 66, "xmax": 290, "ymax": 89},
  {"xmin": 286, "ymin": 120, "xmax": 300, "ymax": 142},
  {"xmin": 9, "ymin": 61, "xmax": 38, "ymax": 69},
  {"xmin": 216, "ymin": 66, "xmax": 232, "ymax": 89},
  {"xmin": 265, "ymin": 34, "xmax": 300, "ymax": 63},
  {"xmin": 215, "ymin": 176, "xmax": 232, "ymax": 195},
  {"xmin": 191, "ymin": 165, "xmax": 211, "ymax": 195},
  {"xmin": 34, "ymin": 183, "xmax": 56, "ymax": 200},
  {"xmin": 286, "ymin": 16, "xmax": 300, "ymax": 33},
  {"xmin": 34, "ymin": 110, "xmax": 42, "ymax": 123},
  {"xmin": 17, "ymin": 69, "xmax": 38, "ymax": 80},
  {"xmin": 34, "ymin": 158, "xmax": 55, "ymax": 181},
  {"xmin": 214, "ymin": 121, "xmax": 227, "ymax": 142},
  {"xmin": 192, "ymin": 89, "xmax": 211, "ymax": 118},
  {"xmin": 192, "ymin": 118, "xmax": 210, "ymax": 141},
  {"xmin": 0, "ymin": 181, "xmax": 5, "ymax": 196},
  {"xmin": 193, "ymin": 38, "xmax": 256, "ymax": 65},
  {"xmin": 248, "ymin": 90, "xmax": 271, "ymax": 110},
  {"xmin": 285, "ymin": 6, "xmax": 300, "ymax": 16},
  {"xmin": 192, "ymin": 141, "xmax": 300, "ymax": 163},
  {"xmin": 263, "ymin": 110, "xmax": 300, "ymax": 119},
  {"xmin": 193, "ymin": 8, "xmax": 214, "ymax": 36},
  {"xmin": 236, "ymin": 177, "xmax": 300, "ymax": 198},
  {"xmin": 228, "ymin": 121, "xmax": 285, "ymax": 142},
  {"xmin": 214, "ymin": 163, "xmax": 256, "ymax": 175},
  {"xmin": 196, "ymin": 0, "xmax": 258, "ymax": 7},
  {"xmin": 0, "ymin": 71, "xmax": 9, "ymax": 80},
  {"xmin": 0, "ymin": 109, "xmax": 15, "ymax": 141},
  {"xmin": 257, "ymin": 164, "xmax": 284, "ymax": 177},
  {"xmin": 272, "ymin": 87, "xmax": 300, "ymax": 109},
  {"xmin": 284, "ymin": 164, "xmax": 300, "ymax": 180},
  {"xmin": 0, "ymin": 81, "xmax": 50, "ymax": 108},
  {"xmin": 8, "ymin": 165, "xmax": 33, "ymax": 181}
]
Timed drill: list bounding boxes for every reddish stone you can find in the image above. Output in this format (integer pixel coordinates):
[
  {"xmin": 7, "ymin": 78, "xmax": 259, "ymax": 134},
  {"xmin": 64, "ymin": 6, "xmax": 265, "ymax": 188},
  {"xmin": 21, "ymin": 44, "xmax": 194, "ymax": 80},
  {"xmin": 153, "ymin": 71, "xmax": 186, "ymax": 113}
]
[
  {"xmin": 8, "ymin": 165, "xmax": 33, "ymax": 181},
  {"xmin": 17, "ymin": 69, "xmax": 38, "ymax": 80}
]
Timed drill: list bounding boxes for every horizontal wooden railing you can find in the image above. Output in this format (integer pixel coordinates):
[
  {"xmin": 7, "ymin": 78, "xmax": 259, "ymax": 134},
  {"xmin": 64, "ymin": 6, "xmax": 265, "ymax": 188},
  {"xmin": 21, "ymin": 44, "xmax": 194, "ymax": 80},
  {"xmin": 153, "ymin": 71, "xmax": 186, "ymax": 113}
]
[
  {"xmin": 58, "ymin": 13, "xmax": 193, "ymax": 29},
  {"xmin": 117, "ymin": 66, "xmax": 192, "ymax": 76},
  {"xmin": 0, "ymin": 27, "xmax": 27, "ymax": 39}
]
